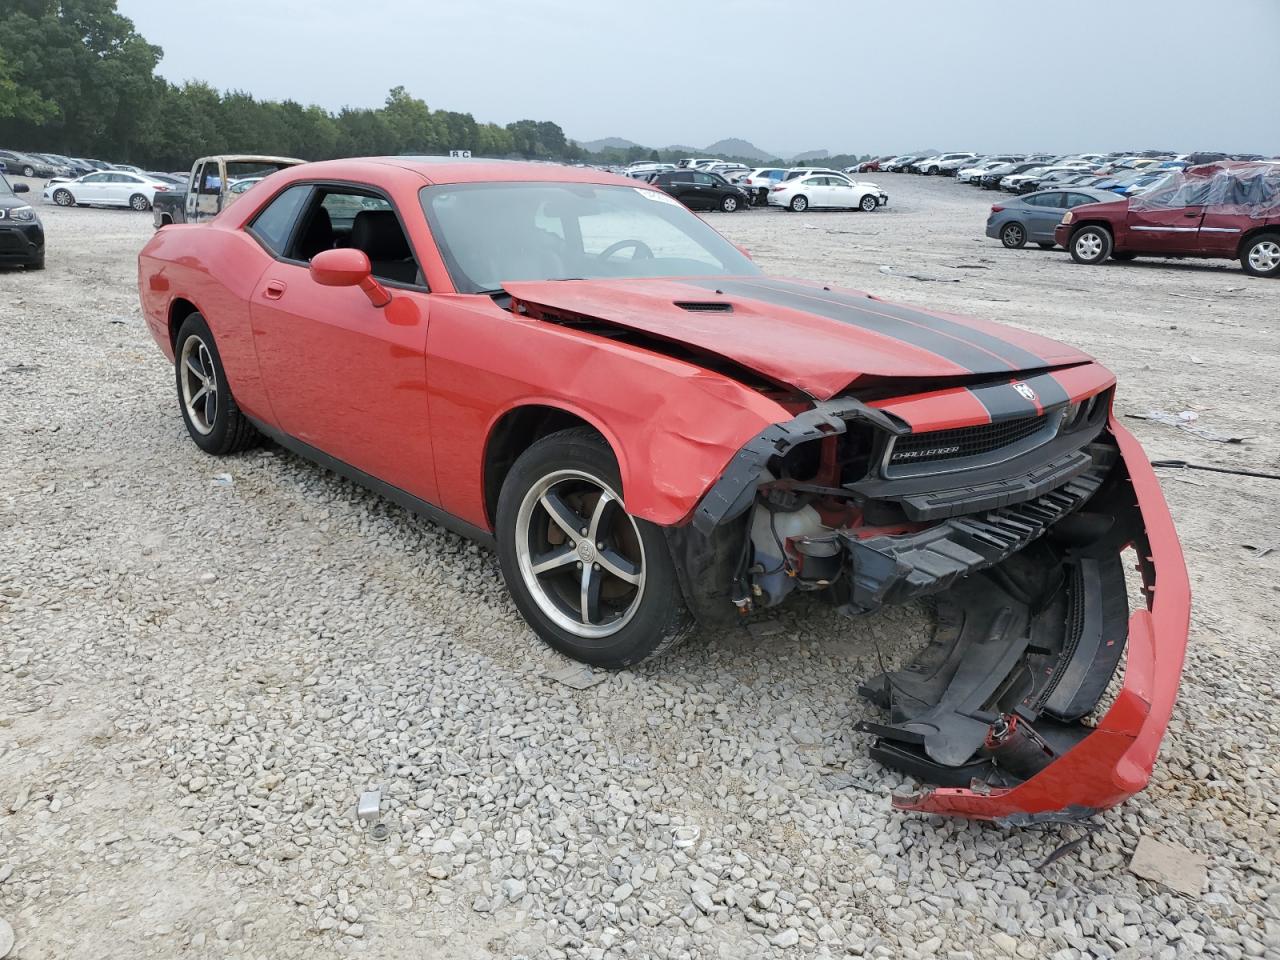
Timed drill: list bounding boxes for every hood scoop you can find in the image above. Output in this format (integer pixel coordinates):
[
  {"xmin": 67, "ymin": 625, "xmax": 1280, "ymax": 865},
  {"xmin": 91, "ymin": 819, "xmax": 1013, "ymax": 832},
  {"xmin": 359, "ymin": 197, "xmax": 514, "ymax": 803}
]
[{"xmin": 674, "ymin": 301, "xmax": 734, "ymax": 313}]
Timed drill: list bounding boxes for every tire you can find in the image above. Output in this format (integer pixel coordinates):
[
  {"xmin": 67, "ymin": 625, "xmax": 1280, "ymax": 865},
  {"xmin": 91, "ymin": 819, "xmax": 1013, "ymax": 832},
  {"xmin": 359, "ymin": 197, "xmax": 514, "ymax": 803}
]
[
  {"xmin": 719, "ymin": 194, "xmax": 739, "ymax": 213},
  {"xmin": 129, "ymin": 193, "xmax": 151, "ymax": 212},
  {"xmin": 173, "ymin": 313, "xmax": 259, "ymax": 455},
  {"xmin": 21, "ymin": 165, "xmax": 35, "ymax": 178},
  {"xmin": 756, "ymin": 187, "xmax": 769, "ymax": 205},
  {"xmin": 495, "ymin": 427, "xmax": 693, "ymax": 668},
  {"xmin": 1001, "ymin": 222, "xmax": 1027, "ymax": 249},
  {"xmin": 1037, "ymin": 242, "xmax": 1055, "ymax": 250},
  {"xmin": 1241, "ymin": 233, "xmax": 1280, "ymax": 278},
  {"xmin": 1069, "ymin": 225, "xmax": 1112, "ymax": 265},
  {"xmin": 789, "ymin": 195, "xmax": 809, "ymax": 212},
  {"xmin": 925, "ymin": 166, "xmax": 938, "ymax": 176},
  {"xmin": 859, "ymin": 194, "xmax": 878, "ymax": 212},
  {"xmin": 53, "ymin": 189, "xmax": 74, "ymax": 207}
]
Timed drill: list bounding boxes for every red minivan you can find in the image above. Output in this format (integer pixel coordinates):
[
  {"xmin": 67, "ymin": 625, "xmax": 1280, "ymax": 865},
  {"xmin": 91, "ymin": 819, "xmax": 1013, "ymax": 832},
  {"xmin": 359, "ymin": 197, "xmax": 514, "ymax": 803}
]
[{"xmin": 1054, "ymin": 161, "xmax": 1280, "ymax": 277}]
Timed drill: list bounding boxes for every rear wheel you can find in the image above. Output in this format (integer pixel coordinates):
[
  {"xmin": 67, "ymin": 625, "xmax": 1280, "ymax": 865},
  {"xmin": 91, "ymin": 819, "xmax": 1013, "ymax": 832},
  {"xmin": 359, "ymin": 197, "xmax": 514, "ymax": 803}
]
[
  {"xmin": 1241, "ymin": 233, "xmax": 1280, "ymax": 278},
  {"xmin": 1069, "ymin": 225, "xmax": 1112, "ymax": 264},
  {"xmin": 789, "ymin": 195, "xmax": 809, "ymax": 212},
  {"xmin": 720, "ymin": 193, "xmax": 739, "ymax": 213},
  {"xmin": 1001, "ymin": 222, "xmax": 1027, "ymax": 249},
  {"xmin": 21, "ymin": 165, "xmax": 35, "ymax": 178},
  {"xmin": 174, "ymin": 313, "xmax": 259, "ymax": 455},
  {"xmin": 495, "ymin": 427, "xmax": 693, "ymax": 668},
  {"xmin": 129, "ymin": 193, "xmax": 151, "ymax": 212},
  {"xmin": 53, "ymin": 189, "xmax": 74, "ymax": 207},
  {"xmin": 859, "ymin": 194, "xmax": 878, "ymax": 212}
]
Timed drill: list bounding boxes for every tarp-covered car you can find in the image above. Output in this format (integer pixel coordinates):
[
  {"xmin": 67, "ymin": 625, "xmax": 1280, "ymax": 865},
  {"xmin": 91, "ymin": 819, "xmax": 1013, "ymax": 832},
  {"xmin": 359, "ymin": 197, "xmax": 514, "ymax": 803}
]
[
  {"xmin": 137, "ymin": 157, "xmax": 1190, "ymax": 823},
  {"xmin": 1056, "ymin": 161, "xmax": 1280, "ymax": 276}
]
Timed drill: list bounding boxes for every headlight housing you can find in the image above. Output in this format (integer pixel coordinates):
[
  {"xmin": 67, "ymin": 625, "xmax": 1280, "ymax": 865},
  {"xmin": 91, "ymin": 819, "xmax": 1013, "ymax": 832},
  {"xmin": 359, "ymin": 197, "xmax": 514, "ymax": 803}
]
[
  {"xmin": 6, "ymin": 205, "xmax": 36, "ymax": 222},
  {"xmin": 1061, "ymin": 211, "xmax": 1074, "ymax": 224}
]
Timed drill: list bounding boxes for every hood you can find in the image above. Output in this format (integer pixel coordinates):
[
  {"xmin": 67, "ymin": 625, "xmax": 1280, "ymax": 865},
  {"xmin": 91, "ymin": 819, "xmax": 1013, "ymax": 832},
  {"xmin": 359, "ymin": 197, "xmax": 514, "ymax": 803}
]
[{"xmin": 503, "ymin": 276, "xmax": 1092, "ymax": 400}]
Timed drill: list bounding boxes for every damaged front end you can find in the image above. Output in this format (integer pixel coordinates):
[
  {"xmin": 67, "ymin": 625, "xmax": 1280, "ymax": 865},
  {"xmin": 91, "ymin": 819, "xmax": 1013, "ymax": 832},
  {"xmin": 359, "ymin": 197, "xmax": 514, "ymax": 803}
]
[{"xmin": 667, "ymin": 375, "xmax": 1190, "ymax": 823}]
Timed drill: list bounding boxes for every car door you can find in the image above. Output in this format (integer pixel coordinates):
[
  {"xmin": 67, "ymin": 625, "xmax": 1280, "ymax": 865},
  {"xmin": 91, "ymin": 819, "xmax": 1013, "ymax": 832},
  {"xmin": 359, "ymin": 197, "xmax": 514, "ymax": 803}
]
[
  {"xmin": 247, "ymin": 182, "xmax": 439, "ymax": 503},
  {"xmin": 1196, "ymin": 176, "xmax": 1255, "ymax": 257},
  {"xmin": 1022, "ymin": 192, "xmax": 1066, "ymax": 240},
  {"xmin": 687, "ymin": 172, "xmax": 718, "ymax": 209},
  {"xmin": 826, "ymin": 176, "xmax": 860, "ymax": 209},
  {"xmin": 108, "ymin": 174, "xmax": 139, "ymax": 206},
  {"xmin": 1124, "ymin": 180, "xmax": 1205, "ymax": 253},
  {"xmin": 76, "ymin": 172, "xmax": 114, "ymax": 204}
]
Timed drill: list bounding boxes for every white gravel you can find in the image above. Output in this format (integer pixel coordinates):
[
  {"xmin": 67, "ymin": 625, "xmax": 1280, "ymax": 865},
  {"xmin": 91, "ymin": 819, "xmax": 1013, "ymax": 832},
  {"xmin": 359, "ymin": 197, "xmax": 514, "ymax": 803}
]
[{"xmin": 1, "ymin": 175, "xmax": 1278, "ymax": 960}]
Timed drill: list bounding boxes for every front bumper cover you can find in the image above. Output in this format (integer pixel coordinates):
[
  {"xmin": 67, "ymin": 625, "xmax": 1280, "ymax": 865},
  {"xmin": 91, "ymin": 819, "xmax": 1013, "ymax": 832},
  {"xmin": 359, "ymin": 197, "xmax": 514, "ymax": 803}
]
[
  {"xmin": 672, "ymin": 411, "xmax": 1189, "ymax": 823},
  {"xmin": 889, "ymin": 418, "xmax": 1189, "ymax": 823}
]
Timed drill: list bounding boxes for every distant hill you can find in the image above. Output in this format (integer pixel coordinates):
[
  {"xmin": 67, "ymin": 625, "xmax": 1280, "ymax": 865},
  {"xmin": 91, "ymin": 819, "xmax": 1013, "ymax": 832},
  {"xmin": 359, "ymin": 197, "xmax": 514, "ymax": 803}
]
[
  {"xmin": 704, "ymin": 138, "xmax": 776, "ymax": 162},
  {"xmin": 578, "ymin": 137, "xmax": 642, "ymax": 152},
  {"xmin": 790, "ymin": 148, "xmax": 829, "ymax": 162}
]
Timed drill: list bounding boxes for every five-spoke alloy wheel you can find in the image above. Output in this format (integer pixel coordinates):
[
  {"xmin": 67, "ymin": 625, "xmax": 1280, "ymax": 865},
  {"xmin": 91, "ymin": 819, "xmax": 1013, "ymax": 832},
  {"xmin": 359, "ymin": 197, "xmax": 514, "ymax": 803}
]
[
  {"xmin": 173, "ymin": 312, "xmax": 258, "ymax": 455},
  {"xmin": 496, "ymin": 427, "xmax": 692, "ymax": 667}
]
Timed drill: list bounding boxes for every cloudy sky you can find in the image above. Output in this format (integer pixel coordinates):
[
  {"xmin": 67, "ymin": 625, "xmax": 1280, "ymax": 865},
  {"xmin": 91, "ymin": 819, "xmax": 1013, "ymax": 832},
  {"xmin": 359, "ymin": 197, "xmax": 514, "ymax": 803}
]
[{"xmin": 119, "ymin": 0, "xmax": 1279, "ymax": 156}]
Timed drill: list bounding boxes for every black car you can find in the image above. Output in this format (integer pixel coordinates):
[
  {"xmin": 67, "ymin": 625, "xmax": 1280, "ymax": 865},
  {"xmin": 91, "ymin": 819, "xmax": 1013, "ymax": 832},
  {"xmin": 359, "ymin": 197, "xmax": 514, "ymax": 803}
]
[
  {"xmin": 648, "ymin": 170, "xmax": 750, "ymax": 212},
  {"xmin": 0, "ymin": 172, "xmax": 44, "ymax": 269},
  {"xmin": 980, "ymin": 161, "xmax": 1046, "ymax": 190}
]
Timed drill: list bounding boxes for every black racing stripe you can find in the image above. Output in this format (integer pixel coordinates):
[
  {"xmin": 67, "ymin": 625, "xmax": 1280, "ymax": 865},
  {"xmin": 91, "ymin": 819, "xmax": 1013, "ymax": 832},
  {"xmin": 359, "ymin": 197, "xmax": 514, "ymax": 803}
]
[
  {"xmin": 970, "ymin": 373, "xmax": 1070, "ymax": 421},
  {"xmin": 740, "ymin": 278, "xmax": 1051, "ymax": 372},
  {"xmin": 970, "ymin": 380, "xmax": 1039, "ymax": 421},
  {"xmin": 1027, "ymin": 372, "xmax": 1070, "ymax": 409},
  {"xmin": 685, "ymin": 278, "xmax": 1015, "ymax": 374}
]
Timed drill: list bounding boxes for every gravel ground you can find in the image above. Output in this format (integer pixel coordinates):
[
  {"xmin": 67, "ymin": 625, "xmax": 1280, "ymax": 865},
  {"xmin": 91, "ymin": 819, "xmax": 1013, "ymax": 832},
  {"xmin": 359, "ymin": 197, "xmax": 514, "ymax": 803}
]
[{"xmin": 1, "ymin": 173, "xmax": 1277, "ymax": 960}]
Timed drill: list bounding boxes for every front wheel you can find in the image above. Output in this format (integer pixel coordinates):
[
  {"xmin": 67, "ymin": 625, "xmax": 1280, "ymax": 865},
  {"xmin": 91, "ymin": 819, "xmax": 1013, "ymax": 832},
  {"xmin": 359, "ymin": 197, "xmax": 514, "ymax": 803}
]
[
  {"xmin": 1069, "ymin": 225, "xmax": 1112, "ymax": 264},
  {"xmin": 1001, "ymin": 222, "xmax": 1027, "ymax": 249},
  {"xmin": 53, "ymin": 189, "xmax": 74, "ymax": 207},
  {"xmin": 1241, "ymin": 233, "xmax": 1280, "ymax": 278},
  {"xmin": 720, "ymin": 194, "xmax": 739, "ymax": 213},
  {"xmin": 21, "ymin": 165, "xmax": 35, "ymax": 178},
  {"xmin": 789, "ymin": 195, "xmax": 808, "ymax": 212},
  {"xmin": 130, "ymin": 193, "xmax": 151, "ymax": 212},
  {"xmin": 495, "ymin": 427, "xmax": 693, "ymax": 668},
  {"xmin": 174, "ymin": 313, "xmax": 259, "ymax": 455},
  {"xmin": 859, "ymin": 194, "xmax": 878, "ymax": 212}
]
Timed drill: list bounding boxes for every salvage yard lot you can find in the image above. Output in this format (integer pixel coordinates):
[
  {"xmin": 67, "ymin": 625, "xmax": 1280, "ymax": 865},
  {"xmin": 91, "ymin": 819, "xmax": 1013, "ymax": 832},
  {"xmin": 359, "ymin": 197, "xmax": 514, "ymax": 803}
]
[{"xmin": 1, "ymin": 174, "xmax": 1277, "ymax": 959}]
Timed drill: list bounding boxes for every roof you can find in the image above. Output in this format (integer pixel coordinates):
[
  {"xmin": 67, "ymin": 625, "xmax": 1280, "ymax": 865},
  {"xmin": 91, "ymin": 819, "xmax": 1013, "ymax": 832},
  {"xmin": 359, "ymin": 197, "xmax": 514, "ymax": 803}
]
[{"xmin": 362, "ymin": 156, "xmax": 639, "ymax": 187}]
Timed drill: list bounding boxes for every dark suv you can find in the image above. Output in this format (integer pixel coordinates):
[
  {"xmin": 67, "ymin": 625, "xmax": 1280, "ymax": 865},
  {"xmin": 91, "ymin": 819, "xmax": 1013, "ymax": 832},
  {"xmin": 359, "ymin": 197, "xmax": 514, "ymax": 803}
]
[
  {"xmin": 648, "ymin": 170, "xmax": 750, "ymax": 212},
  {"xmin": 0, "ymin": 172, "xmax": 44, "ymax": 269}
]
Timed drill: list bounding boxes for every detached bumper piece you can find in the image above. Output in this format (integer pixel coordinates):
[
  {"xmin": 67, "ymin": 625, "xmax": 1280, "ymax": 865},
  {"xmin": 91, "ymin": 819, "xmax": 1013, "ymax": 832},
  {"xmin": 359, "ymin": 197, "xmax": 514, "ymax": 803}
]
[
  {"xmin": 857, "ymin": 421, "xmax": 1190, "ymax": 823},
  {"xmin": 842, "ymin": 445, "xmax": 1114, "ymax": 614}
]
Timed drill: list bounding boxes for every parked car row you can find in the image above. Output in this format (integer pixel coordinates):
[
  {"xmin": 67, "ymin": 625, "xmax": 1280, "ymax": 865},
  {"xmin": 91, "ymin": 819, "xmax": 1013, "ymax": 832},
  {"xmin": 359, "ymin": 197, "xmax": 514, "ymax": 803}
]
[{"xmin": 623, "ymin": 159, "xmax": 889, "ymax": 214}]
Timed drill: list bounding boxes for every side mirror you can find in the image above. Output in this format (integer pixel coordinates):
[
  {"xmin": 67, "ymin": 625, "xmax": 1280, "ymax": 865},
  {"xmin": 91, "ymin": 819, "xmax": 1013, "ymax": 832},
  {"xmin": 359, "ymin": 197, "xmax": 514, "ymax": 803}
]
[
  {"xmin": 12, "ymin": 183, "xmax": 29, "ymax": 194},
  {"xmin": 309, "ymin": 248, "xmax": 391, "ymax": 307}
]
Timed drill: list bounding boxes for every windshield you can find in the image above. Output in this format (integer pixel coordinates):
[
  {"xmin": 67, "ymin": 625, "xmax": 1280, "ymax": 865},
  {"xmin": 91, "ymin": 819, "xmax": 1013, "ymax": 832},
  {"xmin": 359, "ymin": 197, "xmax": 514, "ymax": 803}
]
[
  {"xmin": 420, "ymin": 182, "xmax": 761, "ymax": 294},
  {"xmin": 0, "ymin": 174, "xmax": 13, "ymax": 197}
]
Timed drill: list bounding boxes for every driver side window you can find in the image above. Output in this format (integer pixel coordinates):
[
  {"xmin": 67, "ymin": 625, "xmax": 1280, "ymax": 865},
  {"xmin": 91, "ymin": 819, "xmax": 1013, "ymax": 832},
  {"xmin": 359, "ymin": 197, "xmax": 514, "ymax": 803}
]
[{"xmin": 287, "ymin": 187, "xmax": 424, "ymax": 287}]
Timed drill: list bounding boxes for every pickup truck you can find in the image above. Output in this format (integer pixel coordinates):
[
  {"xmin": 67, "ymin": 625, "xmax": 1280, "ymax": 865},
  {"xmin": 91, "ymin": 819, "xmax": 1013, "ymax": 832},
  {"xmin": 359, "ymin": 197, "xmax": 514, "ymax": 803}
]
[{"xmin": 152, "ymin": 154, "xmax": 302, "ymax": 228}]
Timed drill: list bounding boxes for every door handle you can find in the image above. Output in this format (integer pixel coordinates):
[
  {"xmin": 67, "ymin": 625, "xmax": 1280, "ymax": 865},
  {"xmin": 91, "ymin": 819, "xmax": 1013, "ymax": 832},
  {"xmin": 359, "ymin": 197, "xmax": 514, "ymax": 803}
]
[
  {"xmin": 1183, "ymin": 211, "xmax": 1199, "ymax": 218},
  {"xmin": 263, "ymin": 280, "xmax": 287, "ymax": 300}
]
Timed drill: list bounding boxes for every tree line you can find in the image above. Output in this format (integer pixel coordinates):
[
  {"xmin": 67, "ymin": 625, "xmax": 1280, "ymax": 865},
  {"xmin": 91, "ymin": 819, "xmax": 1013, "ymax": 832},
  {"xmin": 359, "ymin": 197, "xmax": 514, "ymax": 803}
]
[{"xmin": 0, "ymin": 0, "xmax": 866, "ymax": 171}]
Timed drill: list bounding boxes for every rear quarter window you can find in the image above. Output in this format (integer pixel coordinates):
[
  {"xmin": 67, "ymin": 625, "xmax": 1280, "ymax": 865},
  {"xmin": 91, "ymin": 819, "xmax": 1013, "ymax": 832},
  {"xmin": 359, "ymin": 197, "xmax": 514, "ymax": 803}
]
[{"xmin": 248, "ymin": 184, "xmax": 310, "ymax": 256}]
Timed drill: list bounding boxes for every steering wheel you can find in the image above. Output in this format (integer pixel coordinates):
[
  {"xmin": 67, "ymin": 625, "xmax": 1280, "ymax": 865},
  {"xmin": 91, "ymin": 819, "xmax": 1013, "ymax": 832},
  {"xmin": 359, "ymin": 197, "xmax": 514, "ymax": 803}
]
[{"xmin": 597, "ymin": 239, "xmax": 654, "ymax": 262}]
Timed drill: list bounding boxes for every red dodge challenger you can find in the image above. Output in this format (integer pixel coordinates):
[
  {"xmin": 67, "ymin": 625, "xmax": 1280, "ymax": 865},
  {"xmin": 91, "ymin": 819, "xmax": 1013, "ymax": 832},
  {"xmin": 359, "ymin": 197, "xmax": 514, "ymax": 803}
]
[{"xmin": 138, "ymin": 157, "xmax": 1190, "ymax": 823}]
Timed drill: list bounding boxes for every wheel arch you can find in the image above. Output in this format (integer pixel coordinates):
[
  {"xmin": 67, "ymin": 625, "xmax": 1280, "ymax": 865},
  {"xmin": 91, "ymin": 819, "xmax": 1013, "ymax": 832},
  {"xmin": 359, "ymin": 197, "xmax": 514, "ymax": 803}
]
[
  {"xmin": 1237, "ymin": 226, "xmax": 1279, "ymax": 259},
  {"xmin": 482, "ymin": 402, "xmax": 624, "ymax": 530},
  {"xmin": 167, "ymin": 297, "xmax": 203, "ymax": 352}
]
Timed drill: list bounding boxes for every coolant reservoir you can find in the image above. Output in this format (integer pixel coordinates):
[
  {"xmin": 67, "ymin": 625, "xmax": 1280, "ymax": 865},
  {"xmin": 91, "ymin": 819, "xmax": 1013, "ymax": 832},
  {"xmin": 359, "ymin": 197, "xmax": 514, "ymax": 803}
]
[{"xmin": 750, "ymin": 504, "xmax": 827, "ymax": 607}]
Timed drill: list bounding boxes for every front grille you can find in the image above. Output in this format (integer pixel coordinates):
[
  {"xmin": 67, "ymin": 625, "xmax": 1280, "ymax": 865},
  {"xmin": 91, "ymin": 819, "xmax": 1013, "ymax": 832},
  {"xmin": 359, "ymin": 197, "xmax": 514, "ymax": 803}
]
[{"xmin": 888, "ymin": 414, "xmax": 1050, "ymax": 469}]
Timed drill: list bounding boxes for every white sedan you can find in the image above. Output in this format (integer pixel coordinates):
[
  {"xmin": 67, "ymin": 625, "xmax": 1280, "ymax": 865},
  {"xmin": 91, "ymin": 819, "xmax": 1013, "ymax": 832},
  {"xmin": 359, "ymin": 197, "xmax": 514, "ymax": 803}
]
[
  {"xmin": 767, "ymin": 173, "xmax": 887, "ymax": 212},
  {"xmin": 43, "ymin": 171, "xmax": 173, "ymax": 211}
]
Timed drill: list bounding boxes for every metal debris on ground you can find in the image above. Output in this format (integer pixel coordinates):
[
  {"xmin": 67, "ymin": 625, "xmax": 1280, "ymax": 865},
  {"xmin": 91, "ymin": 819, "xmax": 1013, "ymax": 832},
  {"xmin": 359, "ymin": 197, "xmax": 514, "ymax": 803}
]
[
  {"xmin": 210, "ymin": 473, "xmax": 234, "ymax": 486},
  {"xmin": 1128, "ymin": 836, "xmax": 1208, "ymax": 898},
  {"xmin": 1036, "ymin": 824, "xmax": 1101, "ymax": 872},
  {"xmin": 1242, "ymin": 541, "xmax": 1276, "ymax": 558},
  {"xmin": 544, "ymin": 662, "xmax": 606, "ymax": 690},
  {"xmin": 1127, "ymin": 411, "xmax": 1249, "ymax": 444},
  {"xmin": 878, "ymin": 265, "xmax": 961, "ymax": 283},
  {"xmin": 819, "ymin": 772, "xmax": 876, "ymax": 792},
  {"xmin": 356, "ymin": 789, "xmax": 381, "ymax": 823}
]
